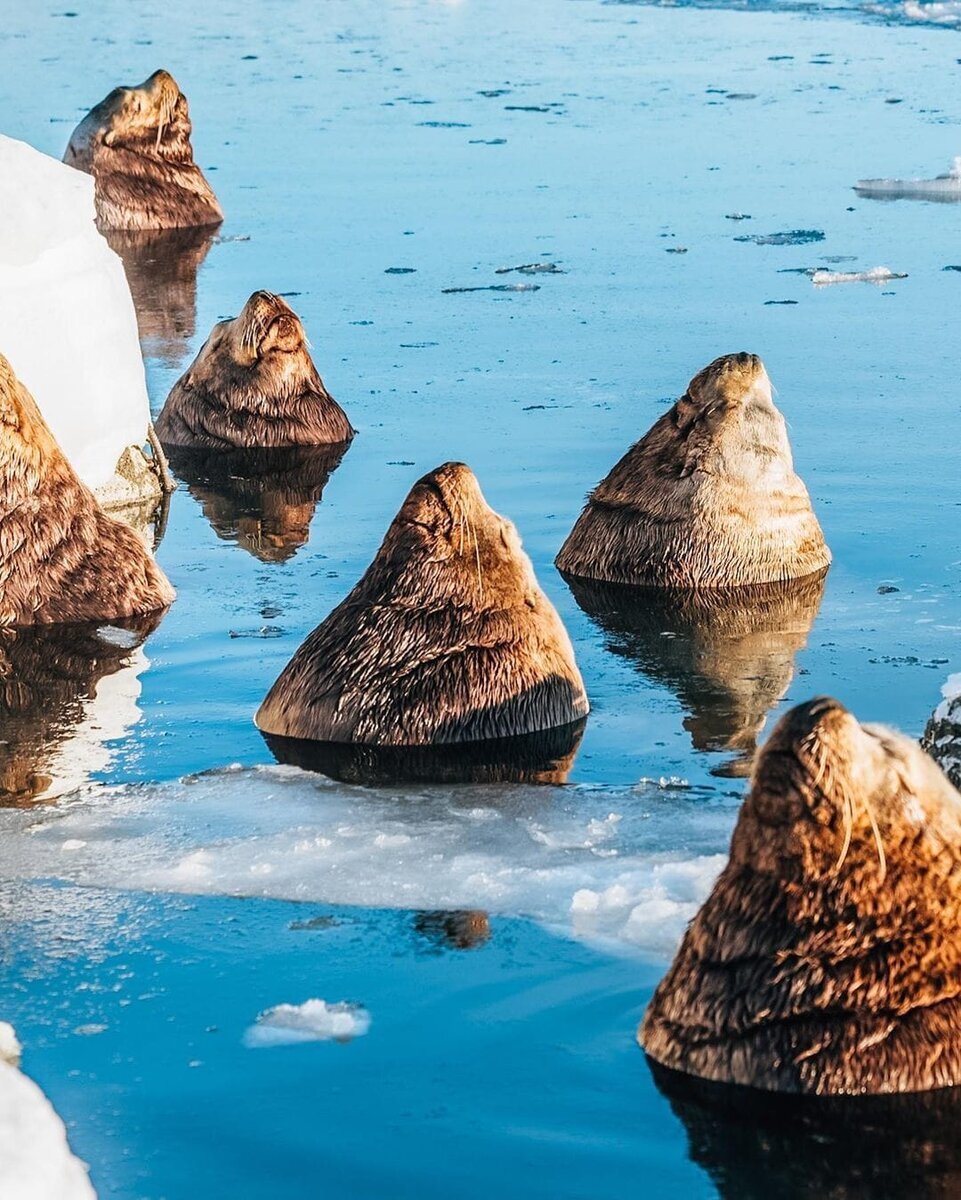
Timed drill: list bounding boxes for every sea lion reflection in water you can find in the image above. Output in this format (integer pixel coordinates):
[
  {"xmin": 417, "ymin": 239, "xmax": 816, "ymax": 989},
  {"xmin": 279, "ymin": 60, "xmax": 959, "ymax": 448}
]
[
  {"xmin": 557, "ymin": 352, "xmax": 830, "ymax": 588},
  {"xmin": 567, "ymin": 573, "xmax": 825, "ymax": 776},
  {"xmin": 641, "ymin": 697, "xmax": 961, "ymax": 1096},
  {"xmin": 0, "ymin": 618, "xmax": 160, "ymax": 807},
  {"xmin": 257, "ymin": 462, "xmax": 589, "ymax": 783}
]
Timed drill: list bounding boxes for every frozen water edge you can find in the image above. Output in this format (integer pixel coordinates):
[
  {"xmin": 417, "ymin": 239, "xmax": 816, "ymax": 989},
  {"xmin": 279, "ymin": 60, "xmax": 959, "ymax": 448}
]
[
  {"xmin": 811, "ymin": 266, "xmax": 907, "ymax": 285},
  {"xmin": 0, "ymin": 766, "xmax": 735, "ymax": 961}
]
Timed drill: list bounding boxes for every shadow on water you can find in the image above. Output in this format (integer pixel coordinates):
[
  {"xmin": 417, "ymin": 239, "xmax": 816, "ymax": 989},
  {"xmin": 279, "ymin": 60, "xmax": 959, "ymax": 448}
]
[
  {"xmin": 261, "ymin": 718, "xmax": 587, "ymax": 785},
  {"xmin": 650, "ymin": 1059, "xmax": 961, "ymax": 1200},
  {"xmin": 165, "ymin": 443, "xmax": 349, "ymax": 563},
  {"xmin": 564, "ymin": 572, "xmax": 826, "ymax": 777},
  {"xmin": 0, "ymin": 615, "xmax": 162, "ymax": 807},
  {"xmin": 103, "ymin": 226, "xmax": 215, "ymax": 367}
]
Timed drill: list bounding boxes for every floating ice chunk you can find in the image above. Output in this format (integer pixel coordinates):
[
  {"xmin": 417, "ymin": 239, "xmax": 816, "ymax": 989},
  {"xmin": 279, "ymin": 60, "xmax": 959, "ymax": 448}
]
[
  {"xmin": 922, "ymin": 673, "xmax": 961, "ymax": 789},
  {"xmin": 811, "ymin": 266, "xmax": 907, "ymax": 285},
  {"xmin": 0, "ymin": 1059, "xmax": 97, "ymax": 1199},
  {"xmin": 244, "ymin": 1000, "xmax": 371, "ymax": 1048},
  {"xmin": 901, "ymin": 1, "xmax": 961, "ymax": 24},
  {"xmin": 0, "ymin": 1024, "xmax": 21, "ymax": 1066},
  {"xmin": 855, "ymin": 158, "xmax": 961, "ymax": 201},
  {"xmin": 0, "ymin": 135, "xmax": 156, "ymax": 501}
]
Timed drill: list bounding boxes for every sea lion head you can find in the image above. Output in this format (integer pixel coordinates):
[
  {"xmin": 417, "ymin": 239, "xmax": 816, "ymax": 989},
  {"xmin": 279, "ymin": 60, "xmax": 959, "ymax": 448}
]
[
  {"xmin": 66, "ymin": 71, "xmax": 193, "ymax": 171},
  {"xmin": 156, "ymin": 292, "xmax": 353, "ymax": 448},
  {"xmin": 256, "ymin": 462, "xmax": 589, "ymax": 747},
  {"xmin": 64, "ymin": 70, "xmax": 222, "ymax": 230},
  {"xmin": 640, "ymin": 696, "xmax": 961, "ymax": 1095},
  {"xmin": 556, "ymin": 352, "xmax": 830, "ymax": 588}
]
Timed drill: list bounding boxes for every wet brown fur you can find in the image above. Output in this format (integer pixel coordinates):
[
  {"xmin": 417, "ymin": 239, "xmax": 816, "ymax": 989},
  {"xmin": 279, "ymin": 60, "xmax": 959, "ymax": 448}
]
[
  {"xmin": 156, "ymin": 292, "xmax": 354, "ymax": 449},
  {"xmin": 64, "ymin": 70, "xmax": 222, "ymax": 231},
  {"xmin": 0, "ymin": 353, "xmax": 175, "ymax": 626},
  {"xmin": 556, "ymin": 353, "xmax": 830, "ymax": 588},
  {"xmin": 256, "ymin": 462, "xmax": 589, "ymax": 746},
  {"xmin": 640, "ymin": 697, "xmax": 961, "ymax": 1095}
]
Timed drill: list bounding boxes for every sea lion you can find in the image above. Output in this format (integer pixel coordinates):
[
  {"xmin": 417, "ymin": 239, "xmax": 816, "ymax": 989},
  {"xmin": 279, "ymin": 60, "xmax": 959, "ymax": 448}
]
[
  {"xmin": 0, "ymin": 617, "xmax": 159, "ymax": 807},
  {"xmin": 155, "ymin": 292, "xmax": 354, "ymax": 449},
  {"xmin": 650, "ymin": 1062, "xmax": 961, "ymax": 1200},
  {"xmin": 256, "ymin": 462, "xmax": 589, "ymax": 746},
  {"xmin": 922, "ymin": 675, "xmax": 961, "ymax": 790},
  {"xmin": 104, "ymin": 225, "xmax": 215, "ymax": 365},
  {"xmin": 63, "ymin": 69, "xmax": 222, "ymax": 231},
  {"xmin": 413, "ymin": 911, "xmax": 492, "ymax": 951},
  {"xmin": 566, "ymin": 573, "xmax": 826, "ymax": 776},
  {"xmin": 261, "ymin": 718, "xmax": 586, "ymax": 784},
  {"xmin": 640, "ymin": 696, "xmax": 961, "ymax": 1095},
  {"xmin": 164, "ymin": 442, "xmax": 347, "ymax": 563},
  {"xmin": 0, "ymin": 353, "xmax": 174, "ymax": 626},
  {"xmin": 556, "ymin": 353, "xmax": 830, "ymax": 588}
]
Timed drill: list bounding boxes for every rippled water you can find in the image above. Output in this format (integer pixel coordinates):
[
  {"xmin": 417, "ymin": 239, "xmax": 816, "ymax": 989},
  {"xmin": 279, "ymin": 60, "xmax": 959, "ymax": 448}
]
[{"xmin": 1, "ymin": 0, "xmax": 961, "ymax": 1195}]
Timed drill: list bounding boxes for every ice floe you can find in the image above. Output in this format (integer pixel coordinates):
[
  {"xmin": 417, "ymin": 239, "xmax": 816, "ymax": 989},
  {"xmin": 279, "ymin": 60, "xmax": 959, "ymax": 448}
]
[
  {"xmin": 245, "ymin": 1000, "xmax": 371, "ymax": 1047},
  {"xmin": 0, "ymin": 1054, "xmax": 96, "ymax": 1199},
  {"xmin": 855, "ymin": 157, "xmax": 961, "ymax": 201},
  {"xmin": 811, "ymin": 266, "xmax": 907, "ymax": 285},
  {"xmin": 0, "ymin": 766, "xmax": 734, "ymax": 961},
  {"xmin": 0, "ymin": 135, "xmax": 158, "ymax": 506}
]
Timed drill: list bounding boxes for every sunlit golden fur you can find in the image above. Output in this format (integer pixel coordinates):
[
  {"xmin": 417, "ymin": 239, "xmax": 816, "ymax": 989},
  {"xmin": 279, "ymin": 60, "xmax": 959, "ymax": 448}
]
[
  {"xmin": 156, "ymin": 292, "xmax": 353, "ymax": 449},
  {"xmin": 567, "ymin": 572, "xmax": 826, "ymax": 775},
  {"xmin": 256, "ymin": 462, "xmax": 589, "ymax": 746},
  {"xmin": 641, "ymin": 697, "xmax": 961, "ymax": 1095},
  {"xmin": 557, "ymin": 353, "xmax": 830, "ymax": 588},
  {"xmin": 64, "ymin": 69, "xmax": 222, "ymax": 231},
  {"xmin": 0, "ymin": 353, "xmax": 174, "ymax": 626},
  {"xmin": 0, "ymin": 618, "xmax": 159, "ymax": 807}
]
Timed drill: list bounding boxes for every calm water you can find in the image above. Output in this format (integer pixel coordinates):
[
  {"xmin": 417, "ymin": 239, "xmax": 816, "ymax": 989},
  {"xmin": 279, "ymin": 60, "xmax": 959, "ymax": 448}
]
[{"xmin": 1, "ymin": 0, "xmax": 960, "ymax": 1195}]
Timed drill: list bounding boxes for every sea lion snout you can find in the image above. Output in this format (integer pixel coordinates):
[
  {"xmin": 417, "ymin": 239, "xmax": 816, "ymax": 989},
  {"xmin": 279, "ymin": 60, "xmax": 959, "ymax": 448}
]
[{"xmin": 237, "ymin": 292, "xmax": 307, "ymax": 360}]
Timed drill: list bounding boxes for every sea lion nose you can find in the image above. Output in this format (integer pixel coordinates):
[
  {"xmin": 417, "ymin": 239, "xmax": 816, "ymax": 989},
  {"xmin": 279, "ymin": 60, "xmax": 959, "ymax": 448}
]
[{"xmin": 785, "ymin": 696, "xmax": 849, "ymax": 738}]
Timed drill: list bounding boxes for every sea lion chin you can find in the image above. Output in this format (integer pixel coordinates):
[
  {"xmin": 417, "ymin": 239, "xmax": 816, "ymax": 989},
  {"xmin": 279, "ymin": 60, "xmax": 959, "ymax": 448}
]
[
  {"xmin": 640, "ymin": 697, "xmax": 961, "ymax": 1096},
  {"xmin": 63, "ymin": 69, "xmax": 222, "ymax": 231},
  {"xmin": 0, "ymin": 353, "xmax": 174, "ymax": 626},
  {"xmin": 255, "ymin": 462, "xmax": 590, "ymax": 747},
  {"xmin": 155, "ymin": 291, "xmax": 354, "ymax": 450},
  {"xmin": 556, "ymin": 353, "xmax": 830, "ymax": 588}
]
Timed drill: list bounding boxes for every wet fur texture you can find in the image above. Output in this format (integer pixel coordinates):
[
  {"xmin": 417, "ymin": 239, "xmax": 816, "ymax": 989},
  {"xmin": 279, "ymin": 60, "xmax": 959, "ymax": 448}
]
[
  {"xmin": 640, "ymin": 697, "xmax": 961, "ymax": 1095},
  {"xmin": 64, "ymin": 70, "xmax": 222, "ymax": 231},
  {"xmin": 156, "ymin": 292, "xmax": 354, "ymax": 449},
  {"xmin": 557, "ymin": 353, "xmax": 830, "ymax": 588},
  {"xmin": 0, "ymin": 353, "xmax": 175, "ymax": 626},
  {"xmin": 256, "ymin": 462, "xmax": 589, "ymax": 746}
]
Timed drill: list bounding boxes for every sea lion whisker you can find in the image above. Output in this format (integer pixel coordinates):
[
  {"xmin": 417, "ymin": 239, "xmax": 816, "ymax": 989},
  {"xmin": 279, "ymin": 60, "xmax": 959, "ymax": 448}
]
[
  {"xmin": 861, "ymin": 794, "xmax": 888, "ymax": 883},
  {"xmin": 833, "ymin": 775, "xmax": 854, "ymax": 877},
  {"xmin": 470, "ymin": 516, "xmax": 483, "ymax": 599}
]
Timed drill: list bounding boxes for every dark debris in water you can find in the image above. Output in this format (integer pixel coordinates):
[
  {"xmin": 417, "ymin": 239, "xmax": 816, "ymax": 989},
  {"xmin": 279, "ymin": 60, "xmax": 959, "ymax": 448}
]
[
  {"xmin": 442, "ymin": 283, "xmax": 541, "ymax": 294},
  {"xmin": 228, "ymin": 626, "xmax": 284, "ymax": 639},
  {"xmin": 469, "ymin": 138, "xmax": 507, "ymax": 145},
  {"xmin": 417, "ymin": 121, "xmax": 471, "ymax": 128},
  {"xmin": 764, "ymin": 299, "xmax": 798, "ymax": 305},
  {"xmin": 495, "ymin": 262, "xmax": 564, "ymax": 275},
  {"xmin": 944, "ymin": 265, "xmax": 961, "ymax": 272},
  {"xmin": 665, "ymin": 246, "xmax": 688, "ymax": 254},
  {"xmin": 725, "ymin": 212, "xmax": 752, "ymax": 220},
  {"xmin": 384, "ymin": 267, "xmax": 416, "ymax": 274},
  {"xmin": 736, "ymin": 229, "xmax": 826, "ymax": 246}
]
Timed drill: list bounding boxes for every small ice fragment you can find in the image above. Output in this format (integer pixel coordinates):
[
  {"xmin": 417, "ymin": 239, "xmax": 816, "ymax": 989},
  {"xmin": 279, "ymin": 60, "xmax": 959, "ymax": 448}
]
[
  {"xmin": 855, "ymin": 158, "xmax": 961, "ymax": 201},
  {"xmin": 494, "ymin": 262, "xmax": 564, "ymax": 275},
  {"xmin": 442, "ymin": 283, "xmax": 540, "ymax": 294},
  {"xmin": 725, "ymin": 212, "xmax": 751, "ymax": 220},
  {"xmin": 901, "ymin": 1, "xmax": 961, "ymax": 25},
  {"xmin": 61, "ymin": 840, "xmax": 87, "ymax": 852},
  {"xmin": 244, "ymin": 999, "xmax": 371, "ymax": 1047},
  {"xmin": 73, "ymin": 1024, "xmax": 107, "ymax": 1037},
  {"xmin": 811, "ymin": 266, "xmax": 907, "ymax": 286}
]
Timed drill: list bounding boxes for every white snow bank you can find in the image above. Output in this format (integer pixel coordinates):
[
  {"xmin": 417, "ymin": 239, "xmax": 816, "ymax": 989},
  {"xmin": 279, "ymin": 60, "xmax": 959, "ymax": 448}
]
[
  {"xmin": 0, "ymin": 135, "xmax": 151, "ymax": 492},
  {"xmin": 923, "ymin": 673, "xmax": 961, "ymax": 790},
  {"xmin": 812, "ymin": 266, "xmax": 907, "ymax": 285},
  {"xmin": 0, "ymin": 1059, "xmax": 96, "ymax": 1200},
  {"xmin": 0, "ymin": 1024, "xmax": 22, "ymax": 1066},
  {"xmin": 245, "ymin": 1000, "xmax": 371, "ymax": 1047},
  {"xmin": 0, "ymin": 766, "xmax": 733, "ymax": 960},
  {"xmin": 856, "ymin": 158, "xmax": 961, "ymax": 199}
]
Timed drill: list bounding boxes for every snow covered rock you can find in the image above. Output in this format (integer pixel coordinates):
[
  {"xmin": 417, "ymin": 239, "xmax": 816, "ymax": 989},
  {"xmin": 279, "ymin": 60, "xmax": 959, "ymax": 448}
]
[
  {"xmin": 0, "ymin": 134, "xmax": 162, "ymax": 508},
  {"xmin": 922, "ymin": 674, "xmax": 961, "ymax": 789},
  {"xmin": 0, "ymin": 1023, "xmax": 22, "ymax": 1066},
  {"xmin": 0, "ymin": 1056, "xmax": 97, "ymax": 1199}
]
